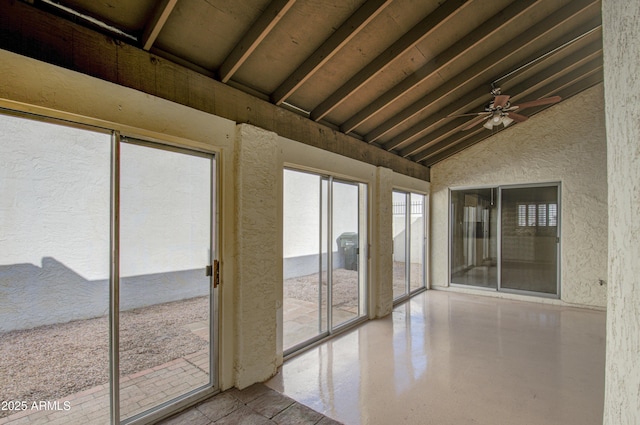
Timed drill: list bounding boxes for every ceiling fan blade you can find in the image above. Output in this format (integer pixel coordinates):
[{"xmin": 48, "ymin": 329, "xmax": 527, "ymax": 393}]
[
  {"xmin": 493, "ymin": 95, "xmax": 510, "ymax": 108},
  {"xmin": 513, "ymin": 95, "xmax": 561, "ymax": 110},
  {"xmin": 448, "ymin": 111, "xmax": 491, "ymax": 118},
  {"xmin": 507, "ymin": 112, "xmax": 528, "ymax": 122},
  {"xmin": 461, "ymin": 115, "xmax": 489, "ymax": 131}
]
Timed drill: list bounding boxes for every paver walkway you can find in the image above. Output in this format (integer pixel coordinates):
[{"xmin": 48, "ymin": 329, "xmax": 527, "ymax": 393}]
[{"xmin": 0, "ymin": 350, "xmax": 208, "ymax": 425}]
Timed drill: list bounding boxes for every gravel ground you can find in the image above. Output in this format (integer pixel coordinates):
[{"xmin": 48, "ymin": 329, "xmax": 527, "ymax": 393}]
[
  {"xmin": 283, "ymin": 268, "xmax": 360, "ymax": 307},
  {"xmin": 0, "ymin": 296, "xmax": 208, "ymax": 418},
  {"xmin": 284, "ymin": 264, "xmax": 422, "ymax": 304}
]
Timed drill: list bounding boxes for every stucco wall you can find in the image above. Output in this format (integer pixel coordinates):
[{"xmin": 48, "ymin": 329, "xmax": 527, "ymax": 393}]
[
  {"xmin": 430, "ymin": 84, "xmax": 607, "ymax": 308},
  {"xmin": 602, "ymin": 0, "xmax": 640, "ymax": 422},
  {"xmin": 373, "ymin": 167, "xmax": 394, "ymax": 317},
  {"xmin": 233, "ymin": 124, "xmax": 281, "ymax": 388}
]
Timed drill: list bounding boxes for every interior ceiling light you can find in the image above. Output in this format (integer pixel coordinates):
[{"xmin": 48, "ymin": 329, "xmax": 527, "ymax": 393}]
[{"xmin": 483, "ymin": 112, "xmax": 514, "ymax": 130}]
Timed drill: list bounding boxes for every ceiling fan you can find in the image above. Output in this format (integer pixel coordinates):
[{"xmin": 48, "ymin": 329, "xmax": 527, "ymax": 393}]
[{"xmin": 455, "ymin": 88, "xmax": 562, "ymax": 131}]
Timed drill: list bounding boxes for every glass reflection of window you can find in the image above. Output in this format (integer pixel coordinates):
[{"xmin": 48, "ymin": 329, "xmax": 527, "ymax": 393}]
[
  {"xmin": 538, "ymin": 204, "xmax": 547, "ymax": 226},
  {"xmin": 527, "ymin": 204, "xmax": 537, "ymax": 226},
  {"xmin": 549, "ymin": 203, "xmax": 558, "ymax": 227},
  {"xmin": 517, "ymin": 203, "xmax": 558, "ymax": 228},
  {"xmin": 518, "ymin": 204, "xmax": 527, "ymax": 226}
]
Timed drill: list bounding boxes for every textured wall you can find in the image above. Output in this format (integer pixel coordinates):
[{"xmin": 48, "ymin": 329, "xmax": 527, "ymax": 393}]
[
  {"xmin": 233, "ymin": 124, "xmax": 280, "ymax": 388},
  {"xmin": 372, "ymin": 167, "xmax": 394, "ymax": 317},
  {"xmin": 602, "ymin": 0, "xmax": 640, "ymax": 422},
  {"xmin": 430, "ymin": 84, "xmax": 608, "ymax": 307}
]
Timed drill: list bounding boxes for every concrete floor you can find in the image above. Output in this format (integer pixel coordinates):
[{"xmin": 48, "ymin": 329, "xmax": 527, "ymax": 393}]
[
  {"xmin": 158, "ymin": 383, "xmax": 341, "ymax": 425},
  {"xmin": 267, "ymin": 290, "xmax": 606, "ymax": 425}
]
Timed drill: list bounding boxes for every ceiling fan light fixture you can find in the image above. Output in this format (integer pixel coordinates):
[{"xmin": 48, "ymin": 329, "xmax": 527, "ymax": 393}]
[
  {"xmin": 483, "ymin": 120, "xmax": 494, "ymax": 130},
  {"xmin": 502, "ymin": 116, "xmax": 514, "ymax": 127}
]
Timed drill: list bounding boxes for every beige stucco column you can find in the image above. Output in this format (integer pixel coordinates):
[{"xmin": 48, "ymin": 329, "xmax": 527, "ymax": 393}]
[
  {"xmin": 371, "ymin": 166, "xmax": 394, "ymax": 318},
  {"xmin": 232, "ymin": 123, "xmax": 281, "ymax": 388},
  {"xmin": 602, "ymin": 0, "xmax": 640, "ymax": 423}
]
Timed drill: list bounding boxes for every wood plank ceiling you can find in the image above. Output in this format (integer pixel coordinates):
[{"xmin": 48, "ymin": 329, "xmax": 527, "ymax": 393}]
[{"xmin": 14, "ymin": 0, "xmax": 603, "ymax": 167}]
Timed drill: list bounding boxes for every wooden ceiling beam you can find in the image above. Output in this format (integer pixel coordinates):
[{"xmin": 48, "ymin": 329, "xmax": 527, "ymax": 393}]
[
  {"xmin": 417, "ymin": 64, "xmax": 604, "ymax": 165},
  {"xmin": 271, "ymin": 0, "xmax": 393, "ymax": 106},
  {"xmin": 399, "ymin": 40, "xmax": 603, "ymax": 158},
  {"xmin": 364, "ymin": 0, "xmax": 601, "ymax": 145},
  {"xmin": 340, "ymin": 0, "xmax": 542, "ymax": 134},
  {"xmin": 218, "ymin": 0, "xmax": 297, "ymax": 83},
  {"xmin": 141, "ymin": 0, "xmax": 178, "ymax": 51},
  {"xmin": 0, "ymin": 0, "xmax": 430, "ymax": 180},
  {"xmin": 383, "ymin": 20, "xmax": 601, "ymax": 152},
  {"xmin": 309, "ymin": 0, "xmax": 471, "ymax": 122}
]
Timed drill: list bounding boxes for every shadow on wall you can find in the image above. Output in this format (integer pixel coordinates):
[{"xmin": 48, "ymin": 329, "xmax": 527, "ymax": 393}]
[{"xmin": 0, "ymin": 257, "xmax": 208, "ymax": 332}]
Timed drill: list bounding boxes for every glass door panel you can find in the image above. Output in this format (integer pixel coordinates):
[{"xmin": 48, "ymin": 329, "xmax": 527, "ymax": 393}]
[
  {"xmin": 450, "ymin": 189, "xmax": 498, "ymax": 288},
  {"xmin": 283, "ymin": 171, "xmax": 366, "ymax": 353},
  {"xmin": 392, "ymin": 191, "xmax": 408, "ymax": 299},
  {"xmin": 282, "ymin": 170, "xmax": 327, "ymax": 350},
  {"xmin": 119, "ymin": 141, "xmax": 213, "ymax": 421},
  {"xmin": 320, "ymin": 178, "xmax": 329, "ymax": 334},
  {"xmin": 409, "ymin": 193, "xmax": 425, "ymax": 292},
  {"xmin": 500, "ymin": 186, "xmax": 558, "ymax": 295},
  {"xmin": 331, "ymin": 181, "xmax": 361, "ymax": 328},
  {"xmin": 0, "ymin": 114, "xmax": 111, "ymax": 424}
]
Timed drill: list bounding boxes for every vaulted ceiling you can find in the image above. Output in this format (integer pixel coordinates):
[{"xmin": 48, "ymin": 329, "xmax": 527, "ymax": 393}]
[{"xmin": 4, "ymin": 0, "xmax": 602, "ymax": 167}]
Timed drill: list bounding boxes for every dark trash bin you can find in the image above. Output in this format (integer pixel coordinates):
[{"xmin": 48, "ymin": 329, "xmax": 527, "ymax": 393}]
[{"xmin": 336, "ymin": 232, "xmax": 359, "ymax": 271}]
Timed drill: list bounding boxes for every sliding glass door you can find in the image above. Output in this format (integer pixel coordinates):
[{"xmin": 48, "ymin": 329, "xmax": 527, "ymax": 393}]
[
  {"xmin": 450, "ymin": 184, "xmax": 559, "ymax": 297},
  {"xmin": 0, "ymin": 112, "xmax": 218, "ymax": 424},
  {"xmin": 450, "ymin": 188, "xmax": 498, "ymax": 288},
  {"xmin": 500, "ymin": 185, "xmax": 559, "ymax": 295},
  {"xmin": 119, "ymin": 139, "xmax": 215, "ymax": 421},
  {"xmin": 283, "ymin": 169, "xmax": 367, "ymax": 354}
]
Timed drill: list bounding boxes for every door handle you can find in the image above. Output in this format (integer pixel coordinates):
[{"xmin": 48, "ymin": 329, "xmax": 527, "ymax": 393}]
[{"xmin": 206, "ymin": 260, "xmax": 220, "ymax": 288}]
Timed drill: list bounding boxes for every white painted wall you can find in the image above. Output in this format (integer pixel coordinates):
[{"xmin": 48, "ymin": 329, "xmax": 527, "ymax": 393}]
[
  {"xmin": 0, "ymin": 118, "xmax": 212, "ymax": 278},
  {"xmin": 119, "ymin": 141, "xmax": 212, "ymax": 277},
  {"xmin": 0, "ymin": 114, "xmax": 111, "ymax": 280},
  {"xmin": 283, "ymin": 169, "xmax": 359, "ymax": 261},
  {"xmin": 430, "ymin": 84, "xmax": 608, "ymax": 308},
  {"xmin": 0, "ymin": 110, "xmax": 215, "ymax": 332},
  {"xmin": 283, "ymin": 170, "xmax": 322, "ymax": 259},
  {"xmin": 602, "ymin": 0, "xmax": 640, "ymax": 422}
]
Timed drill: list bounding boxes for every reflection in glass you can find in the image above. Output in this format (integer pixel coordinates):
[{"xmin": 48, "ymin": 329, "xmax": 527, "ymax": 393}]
[{"xmin": 450, "ymin": 188, "xmax": 498, "ymax": 288}]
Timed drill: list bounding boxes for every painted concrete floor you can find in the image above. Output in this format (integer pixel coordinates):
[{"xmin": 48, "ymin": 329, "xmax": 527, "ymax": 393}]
[{"xmin": 267, "ymin": 290, "xmax": 606, "ymax": 425}]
